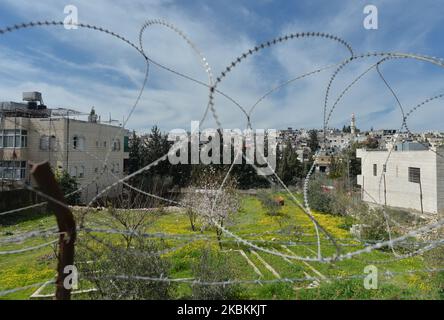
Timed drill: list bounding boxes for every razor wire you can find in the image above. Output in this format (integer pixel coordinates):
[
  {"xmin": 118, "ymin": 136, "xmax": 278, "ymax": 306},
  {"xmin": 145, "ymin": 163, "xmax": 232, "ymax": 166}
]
[
  {"xmin": 83, "ymin": 265, "xmax": 444, "ymax": 287},
  {"xmin": 1, "ymin": 18, "xmax": 444, "ymax": 299},
  {"xmin": 2, "ymin": 265, "xmax": 444, "ymax": 298},
  {"xmin": 336, "ymin": 58, "xmax": 444, "ymax": 260},
  {"xmin": 0, "ymin": 239, "xmax": 57, "ymax": 255}
]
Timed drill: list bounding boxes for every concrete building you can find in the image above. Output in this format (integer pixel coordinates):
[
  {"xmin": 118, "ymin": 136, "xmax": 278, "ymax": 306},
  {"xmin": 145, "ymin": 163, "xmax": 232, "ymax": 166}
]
[
  {"xmin": 356, "ymin": 142, "xmax": 444, "ymax": 214},
  {"xmin": 0, "ymin": 92, "xmax": 129, "ymax": 203},
  {"xmin": 324, "ymin": 134, "xmax": 351, "ymax": 154}
]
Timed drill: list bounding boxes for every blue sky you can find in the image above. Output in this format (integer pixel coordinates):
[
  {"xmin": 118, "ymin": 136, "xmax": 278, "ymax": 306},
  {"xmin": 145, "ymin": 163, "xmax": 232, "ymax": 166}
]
[{"xmin": 1, "ymin": 0, "xmax": 444, "ymax": 133}]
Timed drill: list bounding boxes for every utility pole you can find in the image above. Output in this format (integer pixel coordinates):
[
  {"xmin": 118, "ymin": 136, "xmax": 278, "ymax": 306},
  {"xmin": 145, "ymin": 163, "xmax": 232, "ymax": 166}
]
[
  {"xmin": 419, "ymin": 178, "xmax": 424, "ymax": 215},
  {"xmin": 347, "ymin": 158, "xmax": 351, "ymax": 193}
]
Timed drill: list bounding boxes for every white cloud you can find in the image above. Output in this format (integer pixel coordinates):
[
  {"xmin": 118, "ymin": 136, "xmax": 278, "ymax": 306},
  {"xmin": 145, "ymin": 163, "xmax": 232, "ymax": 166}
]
[{"xmin": 0, "ymin": 0, "xmax": 443, "ymax": 133}]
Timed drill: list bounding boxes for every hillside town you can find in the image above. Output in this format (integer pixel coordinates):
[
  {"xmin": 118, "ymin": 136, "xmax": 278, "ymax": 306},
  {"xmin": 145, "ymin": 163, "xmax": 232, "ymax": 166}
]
[{"xmin": 2, "ymin": 92, "xmax": 444, "ymax": 215}]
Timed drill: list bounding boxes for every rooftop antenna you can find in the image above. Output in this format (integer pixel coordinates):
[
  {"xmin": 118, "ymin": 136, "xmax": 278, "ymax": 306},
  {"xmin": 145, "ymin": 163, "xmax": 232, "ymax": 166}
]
[{"xmin": 107, "ymin": 112, "xmax": 118, "ymax": 124}]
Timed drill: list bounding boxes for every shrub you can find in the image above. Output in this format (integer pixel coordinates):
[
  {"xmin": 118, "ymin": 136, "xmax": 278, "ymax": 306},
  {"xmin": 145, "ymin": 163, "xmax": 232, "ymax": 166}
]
[
  {"xmin": 55, "ymin": 169, "xmax": 80, "ymax": 205},
  {"xmin": 307, "ymin": 179, "xmax": 334, "ymax": 214},
  {"xmin": 306, "ymin": 178, "xmax": 352, "ymax": 216},
  {"xmin": 349, "ymin": 204, "xmax": 390, "ymax": 242},
  {"xmin": 78, "ymin": 238, "xmax": 174, "ymax": 300},
  {"xmin": 423, "ymin": 243, "xmax": 444, "ymax": 298},
  {"xmin": 295, "ymin": 278, "xmax": 418, "ymax": 300},
  {"xmin": 338, "ymin": 215, "xmax": 356, "ymax": 231},
  {"xmin": 257, "ymin": 191, "xmax": 281, "ymax": 216},
  {"xmin": 191, "ymin": 248, "xmax": 241, "ymax": 300}
]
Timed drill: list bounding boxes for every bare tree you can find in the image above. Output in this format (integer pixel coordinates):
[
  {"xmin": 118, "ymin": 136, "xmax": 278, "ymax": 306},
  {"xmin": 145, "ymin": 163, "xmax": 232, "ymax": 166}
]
[{"xmin": 76, "ymin": 179, "xmax": 173, "ymax": 299}]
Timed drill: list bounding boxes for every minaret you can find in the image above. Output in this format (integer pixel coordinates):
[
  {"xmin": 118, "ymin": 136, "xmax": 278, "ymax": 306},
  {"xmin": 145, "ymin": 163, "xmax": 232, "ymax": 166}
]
[{"xmin": 351, "ymin": 113, "xmax": 356, "ymax": 137}]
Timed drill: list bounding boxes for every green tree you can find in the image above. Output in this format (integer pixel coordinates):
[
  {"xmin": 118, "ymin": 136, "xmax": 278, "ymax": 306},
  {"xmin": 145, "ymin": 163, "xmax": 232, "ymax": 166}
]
[
  {"xmin": 364, "ymin": 136, "xmax": 379, "ymax": 149},
  {"xmin": 346, "ymin": 142, "xmax": 362, "ymax": 184},
  {"xmin": 276, "ymin": 141, "xmax": 303, "ymax": 185},
  {"xmin": 230, "ymin": 139, "xmax": 270, "ymax": 189},
  {"xmin": 55, "ymin": 170, "xmax": 80, "ymax": 205},
  {"xmin": 307, "ymin": 178, "xmax": 333, "ymax": 213},
  {"xmin": 328, "ymin": 155, "xmax": 344, "ymax": 179},
  {"xmin": 308, "ymin": 129, "xmax": 320, "ymax": 153},
  {"xmin": 128, "ymin": 130, "xmax": 142, "ymax": 174},
  {"xmin": 142, "ymin": 125, "xmax": 171, "ymax": 176}
]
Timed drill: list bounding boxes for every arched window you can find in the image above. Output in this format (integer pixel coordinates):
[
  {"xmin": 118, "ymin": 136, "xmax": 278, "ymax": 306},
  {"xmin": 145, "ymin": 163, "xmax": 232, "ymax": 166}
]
[
  {"xmin": 70, "ymin": 166, "xmax": 77, "ymax": 177},
  {"xmin": 73, "ymin": 135, "xmax": 85, "ymax": 151},
  {"xmin": 49, "ymin": 135, "xmax": 57, "ymax": 151},
  {"xmin": 73, "ymin": 135, "xmax": 79, "ymax": 150},
  {"xmin": 113, "ymin": 139, "xmax": 121, "ymax": 151},
  {"xmin": 79, "ymin": 165, "xmax": 85, "ymax": 178},
  {"xmin": 40, "ymin": 135, "xmax": 49, "ymax": 150}
]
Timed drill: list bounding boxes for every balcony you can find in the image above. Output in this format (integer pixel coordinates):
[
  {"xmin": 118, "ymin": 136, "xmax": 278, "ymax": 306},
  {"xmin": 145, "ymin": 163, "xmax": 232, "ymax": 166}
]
[{"xmin": 0, "ymin": 148, "xmax": 28, "ymax": 160}]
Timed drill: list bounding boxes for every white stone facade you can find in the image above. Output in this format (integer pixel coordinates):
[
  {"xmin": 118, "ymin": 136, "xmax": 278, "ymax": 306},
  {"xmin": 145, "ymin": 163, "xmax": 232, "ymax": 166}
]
[
  {"xmin": 356, "ymin": 147, "xmax": 444, "ymax": 214},
  {"xmin": 1, "ymin": 116, "xmax": 129, "ymax": 203}
]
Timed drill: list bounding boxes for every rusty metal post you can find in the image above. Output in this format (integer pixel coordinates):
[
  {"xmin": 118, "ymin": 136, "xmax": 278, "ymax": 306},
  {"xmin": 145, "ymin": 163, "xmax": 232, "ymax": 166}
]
[{"xmin": 31, "ymin": 161, "xmax": 76, "ymax": 300}]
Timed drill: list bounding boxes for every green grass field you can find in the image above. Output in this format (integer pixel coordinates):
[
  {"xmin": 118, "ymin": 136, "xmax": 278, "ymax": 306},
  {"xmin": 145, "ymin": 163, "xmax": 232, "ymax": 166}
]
[{"xmin": 0, "ymin": 193, "xmax": 442, "ymax": 300}]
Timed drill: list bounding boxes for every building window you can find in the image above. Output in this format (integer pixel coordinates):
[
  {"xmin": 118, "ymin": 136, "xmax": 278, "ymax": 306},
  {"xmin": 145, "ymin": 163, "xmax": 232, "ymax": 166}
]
[
  {"xmin": 72, "ymin": 135, "xmax": 85, "ymax": 151},
  {"xmin": 50, "ymin": 135, "xmax": 57, "ymax": 151},
  {"xmin": 79, "ymin": 166, "xmax": 85, "ymax": 178},
  {"xmin": 21, "ymin": 132, "xmax": 28, "ymax": 148},
  {"xmin": 73, "ymin": 136, "xmax": 78, "ymax": 149},
  {"xmin": 408, "ymin": 167, "xmax": 421, "ymax": 184},
  {"xmin": 124, "ymin": 136, "xmax": 130, "ymax": 152},
  {"xmin": 0, "ymin": 161, "xmax": 27, "ymax": 180},
  {"xmin": 70, "ymin": 166, "xmax": 77, "ymax": 177},
  {"xmin": 40, "ymin": 135, "xmax": 57, "ymax": 151},
  {"xmin": 373, "ymin": 164, "xmax": 377, "ymax": 176},
  {"xmin": 112, "ymin": 139, "xmax": 121, "ymax": 151},
  {"xmin": 40, "ymin": 135, "xmax": 49, "ymax": 150},
  {"xmin": 0, "ymin": 130, "xmax": 27, "ymax": 148}
]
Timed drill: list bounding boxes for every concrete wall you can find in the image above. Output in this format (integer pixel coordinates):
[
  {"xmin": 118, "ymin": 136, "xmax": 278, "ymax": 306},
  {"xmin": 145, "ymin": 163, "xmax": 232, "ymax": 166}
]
[
  {"xmin": 0, "ymin": 189, "xmax": 42, "ymax": 214},
  {"xmin": 436, "ymin": 147, "xmax": 444, "ymax": 214},
  {"xmin": 357, "ymin": 148, "xmax": 439, "ymax": 213}
]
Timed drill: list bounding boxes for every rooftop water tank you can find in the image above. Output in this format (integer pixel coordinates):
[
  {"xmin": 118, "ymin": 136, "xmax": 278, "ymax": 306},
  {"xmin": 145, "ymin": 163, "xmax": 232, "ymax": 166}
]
[{"xmin": 22, "ymin": 92, "xmax": 42, "ymax": 103}]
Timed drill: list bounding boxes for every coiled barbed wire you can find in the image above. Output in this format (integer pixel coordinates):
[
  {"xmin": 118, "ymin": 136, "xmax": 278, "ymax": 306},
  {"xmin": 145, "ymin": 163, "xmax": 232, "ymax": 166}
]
[{"xmin": 1, "ymin": 19, "xmax": 444, "ymax": 285}]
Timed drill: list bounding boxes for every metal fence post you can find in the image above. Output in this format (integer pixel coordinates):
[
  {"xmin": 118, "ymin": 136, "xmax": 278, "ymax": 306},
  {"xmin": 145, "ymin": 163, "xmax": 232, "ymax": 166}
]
[{"xmin": 31, "ymin": 161, "xmax": 76, "ymax": 300}]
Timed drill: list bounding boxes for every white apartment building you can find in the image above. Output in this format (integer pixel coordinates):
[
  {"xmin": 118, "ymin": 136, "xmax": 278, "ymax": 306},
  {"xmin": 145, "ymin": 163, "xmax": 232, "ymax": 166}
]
[
  {"xmin": 0, "ymin": 92, "xmax": 130, "ymax": 203},
  {"xmin": 324, "ymin": 134, "xmax": 351, "ymax": 153},
  {"xmin": 356, "ymin": 142, "xmax": 444, "ymax": 214}
]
